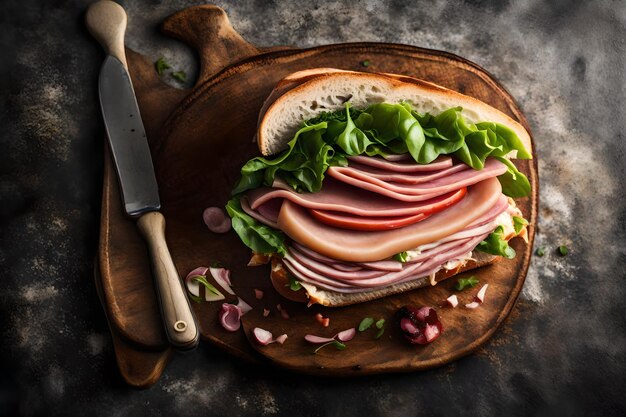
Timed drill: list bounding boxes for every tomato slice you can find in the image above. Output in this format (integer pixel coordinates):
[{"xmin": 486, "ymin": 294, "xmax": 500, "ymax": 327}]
[{"xmin": 309, "ymin": 187, "xmax": 467, "ymax": 231}]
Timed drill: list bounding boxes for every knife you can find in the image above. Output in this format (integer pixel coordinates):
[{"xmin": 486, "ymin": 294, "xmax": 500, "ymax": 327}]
[{"xmin": 86, "ymin": 0, "xmax": 199, "ymax": 350}]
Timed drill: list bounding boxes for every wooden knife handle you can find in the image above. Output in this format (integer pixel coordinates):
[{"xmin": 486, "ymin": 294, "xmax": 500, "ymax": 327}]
[
  {"xmin": 85, "ymin": 0, "xmax": 129, "ymax": 69},
  {"xmin": 137, "ymin": 212, "xmax": 199, "ymax": 350}
]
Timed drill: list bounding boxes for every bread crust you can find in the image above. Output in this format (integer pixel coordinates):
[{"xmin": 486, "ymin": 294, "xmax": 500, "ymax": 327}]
[
  {"xmin": 257, "ymin": 68, "xmax": 532, "ymax": 159},
  {"xmin": 270, "ymin": 251, "xmax": 498, "ymax": 307}
]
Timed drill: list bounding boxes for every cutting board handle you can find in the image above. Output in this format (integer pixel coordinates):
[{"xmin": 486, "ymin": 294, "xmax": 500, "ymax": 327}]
[{"xmin": 161, "ymin": 5, "xmax": 260, "ymax": 86}]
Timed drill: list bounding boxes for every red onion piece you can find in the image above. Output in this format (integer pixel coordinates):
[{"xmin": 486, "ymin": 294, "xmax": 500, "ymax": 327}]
[
  {"xmin": 184, "ymin": 267, "xmax": 209, "ymax": 297},
  {"xmin": 400, "ymin": 318, "xmax": 419, "ymax": 335},
  {"xmin": 304, "ymin": 334, "xmax": 336, "ymax": 344},
  {"xmin": 465, "ymin": 301, "xmax": 481, "ymax": 309},
  {"xmin": 335, "ymin": 328, "xmax": 356, "ymax": 342},
  {"xmin": 252, "ymin": 327, "xmax": 273, "ymax": 345},
  {"xmin": 209, "ymin": 267, "xmax": 235, "ymax": 295},
  {"xmin": 263, "ymin": 308, "xmax": 270, "ymax": 317},
  {"xmin": 203, "ymin": 207, "xmax": 231, "ymax": 233},
  {"xmin": 254, "ymin": 289, "xmax": 264, "ymax": 300},
  {"xmin": 397, "ymin": 306, "xmax": 443, "ymax": 345},
  {"xmin": 219, "ymin": 303, "xmax": 243, "ymax": 332},
  {"xmin": 275, "ymin": 334, "xmax": 288, "ymax": 345},
  {"xmin": 445, "ymin": 294, "xmax": 459, "ymax": 308},
  {"xmin": 476, "ymin": 284, "xmax": 489, "ymax": 303},
  {"xmin": 322, "ymin": 317, "xmax": 330, "ymax": 328},
  {"xmin": 236, "ymin": 297, "xmax": 253, "ymax": 315},
  {"xmin": 423, "ymin": 323, "xmax": 441, "ymax": 342},
  {"xmin": 315, "ymin": 313, "xmax": 324, "ymax": 324}
]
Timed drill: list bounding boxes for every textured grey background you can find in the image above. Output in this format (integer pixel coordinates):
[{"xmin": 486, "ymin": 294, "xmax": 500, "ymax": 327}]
[{"xmin": 1, "ymin": 0, "xmax": 625, "ymax": 416}]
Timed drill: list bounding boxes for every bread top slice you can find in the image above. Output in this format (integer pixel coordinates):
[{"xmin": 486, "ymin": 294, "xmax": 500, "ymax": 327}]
[{"xmin": 257, "ymin": 68, "xmax": 532, "ymax": 159}]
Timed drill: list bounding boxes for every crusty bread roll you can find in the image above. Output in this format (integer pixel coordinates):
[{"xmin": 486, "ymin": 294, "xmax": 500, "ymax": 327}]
[
  {"xmin": 270, "ymin": 252, "xmax": 498, "ymax": 307},
  {"xmin": 258, "ymin": 68, "xmax": 532, "ymax": 159}
]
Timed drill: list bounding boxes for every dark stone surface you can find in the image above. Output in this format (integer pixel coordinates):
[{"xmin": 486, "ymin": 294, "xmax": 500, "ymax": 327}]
[{"xmin": 1, "ymin": 0, "xmax": 624, "ymax": 416}]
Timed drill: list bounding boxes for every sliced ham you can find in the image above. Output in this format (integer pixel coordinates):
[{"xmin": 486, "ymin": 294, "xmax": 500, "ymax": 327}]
[
  {"xmin": 287, "ymin": 246, "xmax": 387, "ymax": 280},
  {"xmin": 307, "ymin": 187, "xmax": 467, "ymax": 231},
  {"xmin": 327, "ymin": 158, "xmax": 507, "ymax": 201},
  {"xmin": 347, "ymin": 155, "xmax": 453, "ymax": 172},
  {"xmin": 277, "ymin": 177, "xmax": 503, "ymax": 262},
  {"xmin": 358, "ymin": 260, "xmax": 403, "ymax": 272},
  {"xmin": 292, "ymin": 242, "xmax": 404, "ymax": 272},
  {"xmin": 344, "ymin": 161, "xmax": 468, "ymax": 184},
  {"xmin": 240, "ymin": 196, "xmax": 279, "ymax": 228},
  {"xmin": 405, "ymin": 195, "xmax": 509, "ymax": 260},
  {"xmin": 248, "ymin": 177, "xmax": 469, "ymax": 218},
  {"xmin": 282, "ymin": 233, "xmax": 489, "ymax": 292}
]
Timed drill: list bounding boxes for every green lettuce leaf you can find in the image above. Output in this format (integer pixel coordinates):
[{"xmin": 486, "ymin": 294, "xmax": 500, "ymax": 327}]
[
  {"xmin": 476, "ymin": 225, "xmax": 516, "ymax": 259},
  {"xmin": 231, "ymin": 103, "xmax": 532, "ymax": 198},
  {"xmin": 232, "ymin": 123, "xmax": 341, "ymax": 194},
  {"xmin": 512, "ymin": 216, "xmax": 529, "ymax": 234},
  {"xmin": 393, "ymin": 252, "xmax": 409, "ymax": 263},
  {"xmin": 495, "ymin": 156, "xmax": 531, "ymax": 198},
  {"xmin": 225, "ymin": 196, "xmax": 287, "ymax": 256},
  {"xmin": 455, "ymin": 276, "xmax": 479, "ymax": 291}
]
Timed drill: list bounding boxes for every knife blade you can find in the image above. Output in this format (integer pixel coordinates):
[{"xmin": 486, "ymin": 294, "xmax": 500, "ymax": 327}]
[
  {"xmin": 86, "ymin": 0, "xmax": 199, "ymax": 350},
  {"xmin": 98, "ymin": 55, "xmax": 160, "ymax": 217}
]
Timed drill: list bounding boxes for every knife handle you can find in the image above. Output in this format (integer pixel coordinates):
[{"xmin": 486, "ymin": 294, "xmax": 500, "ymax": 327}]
[
  {"xmin": 137, "ymin": 212, "xmax": 199, "ymax": 350},
  {"xmin": 85, "ymin": 0, "xmax": 129, "ymax": 70}
]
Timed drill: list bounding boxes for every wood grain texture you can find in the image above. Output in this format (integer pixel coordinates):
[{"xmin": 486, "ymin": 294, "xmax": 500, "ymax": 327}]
[
  {"xmin": 97, "ymin": 4, "xmax": 537, "ymax": 385},
  {"xmin": 94, "ymin": 261, "xmax": 172, "ymax": 388}
]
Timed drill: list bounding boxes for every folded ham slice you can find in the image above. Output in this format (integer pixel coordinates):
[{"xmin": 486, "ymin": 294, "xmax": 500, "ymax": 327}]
[
  {"xmin": 247, "ymin": 177, "xmax": 465, "ymax": 217},
  {"xmin": 347, "ymin": 155, "xmax": 453, "ymax": 172},
  {"xmin": 327, "ymin": 158, "xmax": 507, "ymax": 201},
  {"xmin": 343, "ymin": 160, "xmax": 468, "ymax": 184},
  {"xmin": 277, "ymin": 177, "xmax": 504, "ymax": 262},
  {"xmin": 279, "ymin": 193, "xmax": 508, "ymax": 292}
]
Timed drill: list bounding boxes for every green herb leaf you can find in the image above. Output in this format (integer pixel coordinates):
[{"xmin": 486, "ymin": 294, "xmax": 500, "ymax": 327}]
[
  {"xmin": 536, "ymin": 246, "xmax": 545, "ymax": 257},
  {"xmin": 558, "ymin": 245, "xmax": 569, "ymax": 256},
  {"xmin": 314, "ymin": 340, "xmax": 346, "ymax": 354},
  {"xmin": 512, "ymin": 216, "xmax": 529, "ymax": 235},
  {"xmin": 375, "ymin": 318, "xmax": 385, "ymax": 329},
  {"xmin": 455, "ymin": 276, "xmax": 479, "ymax": 291},
  {"xmin": 225, "ymin": 196, "xmax": 287, "ymax": 256},
  {"xmin": 191, "ymin": 275, "xmax": 222, "ymax": 296},
  {"xmin": 287, "ymin": 276, "xmax": 302, "ymax": 291},
  {"xmin": 171, "ymin": 70, "xmax": 187, "ymax": 83},
  {"xmin": 358, "ymin": 317, "xmax": 374, "ymax": 332},
  {"xmin": 375, "ymin": 327, "xmax": 385, "ymax": 339},
  {"xmin": 188, "ymin": 294, "xmax": 203, "ymax": 304},
  {"xmin": 476, "ymin": 225, "xmax": 516, "ymax": 259},
  {"xmin": 154, "ymin": 57, "xmax": 170, "ymax": 76},
  {"xmin": 361, "ymin": 60, "xmax": 370, "ymax": 67},
  {"xmin": 393, "ymin": 252, "xmax": 409, "ymax": 263}
]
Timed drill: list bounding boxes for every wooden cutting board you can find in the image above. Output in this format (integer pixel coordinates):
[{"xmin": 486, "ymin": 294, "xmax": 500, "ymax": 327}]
[{"xmin": 97, "ymin": 5, "xmax": 538, "ymax": 387}]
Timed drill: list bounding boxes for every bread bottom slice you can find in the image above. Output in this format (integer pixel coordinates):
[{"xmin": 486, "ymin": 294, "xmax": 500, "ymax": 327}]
[{"xmin": 270, "ymin": 251, "xmax": 499, "ymax": 307}]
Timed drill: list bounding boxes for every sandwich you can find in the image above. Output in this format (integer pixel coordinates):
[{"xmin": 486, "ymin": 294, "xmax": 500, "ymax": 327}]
[{"xmin": 225, "ymin": 68, "xmax": 532, "ymax": 307}]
